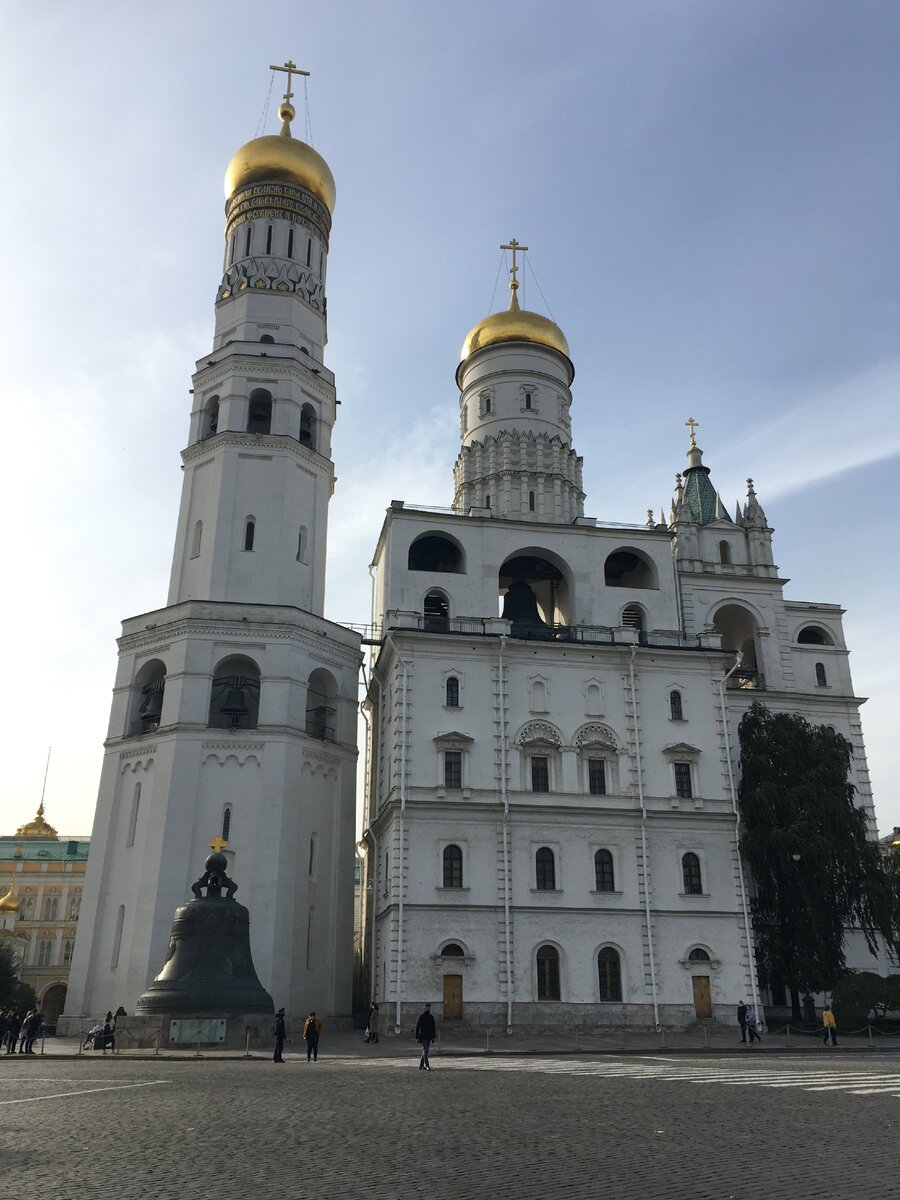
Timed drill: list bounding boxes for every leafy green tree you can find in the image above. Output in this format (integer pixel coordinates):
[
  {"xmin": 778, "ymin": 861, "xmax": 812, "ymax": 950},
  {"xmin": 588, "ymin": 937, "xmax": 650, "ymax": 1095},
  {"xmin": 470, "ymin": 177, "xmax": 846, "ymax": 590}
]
[
  {"xmin": 738, "ymin": 702, "xmax": 894, "ymax": 1023},
  {"xmin": 0, "ymin": 940, "xmax": 33, "ymax": 1011}
]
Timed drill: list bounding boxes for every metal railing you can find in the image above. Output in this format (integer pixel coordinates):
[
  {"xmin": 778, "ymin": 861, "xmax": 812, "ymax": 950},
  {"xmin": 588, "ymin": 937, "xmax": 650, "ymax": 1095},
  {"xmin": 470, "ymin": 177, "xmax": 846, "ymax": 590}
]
[{"xmin": 304, "ymin": 719, "xmax": 336, "ymax": 742}]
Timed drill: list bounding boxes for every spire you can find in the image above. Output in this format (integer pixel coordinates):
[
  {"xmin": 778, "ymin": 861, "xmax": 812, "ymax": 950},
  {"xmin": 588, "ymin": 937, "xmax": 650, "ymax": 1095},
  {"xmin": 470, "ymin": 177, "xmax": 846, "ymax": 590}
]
[
  {"xmin": 743, "ymin": 477, "xmax": 768, "ymax": 528},
  {"xmin": 678, "ymin": 422, "xmax": 732, "ymax": 526}
]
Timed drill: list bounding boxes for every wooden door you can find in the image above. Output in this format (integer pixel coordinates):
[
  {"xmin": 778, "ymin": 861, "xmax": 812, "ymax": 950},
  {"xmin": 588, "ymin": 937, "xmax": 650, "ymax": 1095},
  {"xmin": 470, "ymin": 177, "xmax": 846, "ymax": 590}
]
[
  {"xmin": 443, "ymin": 973, "xmax": 463, "ymax": 1019},
  {"xmin": 692, "ymin": 975, "xmax": 712, "ymax": 1018}
]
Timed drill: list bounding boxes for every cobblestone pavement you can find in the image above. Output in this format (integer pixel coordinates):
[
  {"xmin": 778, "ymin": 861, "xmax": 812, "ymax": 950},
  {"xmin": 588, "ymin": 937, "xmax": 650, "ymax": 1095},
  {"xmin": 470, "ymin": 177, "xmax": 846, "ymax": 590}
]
[{"xmin": 2, "ymin": 1052, "xmax": 897, "ymax": 1200}]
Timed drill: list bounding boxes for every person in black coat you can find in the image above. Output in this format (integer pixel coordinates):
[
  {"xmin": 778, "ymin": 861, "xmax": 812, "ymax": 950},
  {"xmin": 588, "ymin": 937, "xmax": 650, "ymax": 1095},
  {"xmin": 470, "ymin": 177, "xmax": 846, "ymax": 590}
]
[
  {"xmin": 415, "ymin": 1003, "xmax": 436, "ymax": 1071},
  {"xmin": 5, "ymin": 1013, "xmax": 21, "ymax": 1054},
  {"xmin": 274, "ymin": 1009, "xmax": 286, "ymax": 1063},
  {"xmin": 737, "ymin": 1001, "xmax": 748, "ymax": 1043}
]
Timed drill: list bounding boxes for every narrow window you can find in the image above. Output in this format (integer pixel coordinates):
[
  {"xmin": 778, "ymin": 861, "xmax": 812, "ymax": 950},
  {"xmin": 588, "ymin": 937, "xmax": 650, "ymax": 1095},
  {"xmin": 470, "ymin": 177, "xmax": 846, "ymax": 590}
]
[
  {"xmin": 719, "ymin": 540, "xmax": 731, "ymax": 565},
  {"xmin": 682, "ymin": 852, "xmax": 703, "ymax": 895},
  {"xmin": 191, "ymin": 520, "xmax": 202, "ymax": 559},
  {"xmin": 444, "ymin": 750, "xmax": 462, "ymax": 790},
  {"xmin": 244, "ymin": 519, "xmax": 255, "ymax": 552},
  {"xmin": 815, "ymin": 662, "xmax": 827, "ymax": 687},
  {"xmin": 245, "ymin": 225, "xmax": 252, "ymax": 256},
  {"xmin": 222, "ymin": 807, "xmax": 232, "ymax": 842},
  {"xmin": 525, "ymin": 392, "xmax": 532, "ymax": 409},
  {"xmin": 306, "ymin": 237, "xmax": 312, "ymax": 266},
  {"xmin": 531, "ymin": 756, "xmax": 550, "ymax": 793},
  {"xmin": 309, "ymin": 834, "xmax": 317, "ymax": 877},
  {"xmin": 622, "ymin": 605, "xmax": 644, "ymax": 632},
  {"xmin": 43, "ymin": 897, "xmax": 59, "ymax": 921},
  {"xmin": 297, "ymin": 526, "xmax": 306, "ymax": 561},
  {"xmin": 670, "ymin": 690, "xmax": 683, "ymax": 721},
  {"xmin": 423, "ymin": 591, "xmax": 449, "ymax": 633},
  {"xmin": 595, "ymin": 849, "xmax": 615, "ymax": 892},
  {"xmin": 319, "ymin": 250, "xmax": 323, "ymax": 275},
  {"xmin": 229, "ymin": 234, "xmax": 236, "ymax": 266},
  {"xmin": 485, "ymin": 494, "xmax": 491, "ymax": 508},
  {"xmin": 529, "ymin": 491, "xmax": 536, "ymax": 511},
  {"xmin": 38, "ymin": 940, "xmax": 53, "ymax": 968},
  {"xmin": 443, "ymin": 844, "xmax": 463, "ymax": 888},
  {"xmin": 111, "ymin": 904, "xmax": 125, "ymax": 969},
  {"xmin": 63, "ymin": 940, "xmax": 74, "ymax": 966},
  {"xmin": 598, "ymin": 948, "xmax": 622, "ymax": 1001},
  {"xmin": 674, "ymin": 761, "xmax": 693, "ymax": 799},
  {"xmin": 535, "ymin": 846, "xmax": 556, "ymax": 890},
  {"xmin": 536, "ymin": 944, "xmax": 560, "ymax": 1000},
  {"xmin": 588, "ymin": 759, "xmax": 606, "ymax": 796},
  {"xmin": 68, "ymin": 895, "xmax": 81, "ymax": 920},
  {"xmin": 287, "ymin": 228, "xmax": 294, "ymax": 258},
  {"xmin": 126, "ymin": 782, "xmax": 141, "ymax": 848},
  {"xmin": 445, "ymin": 677, "xmax": 459, "ymax": 708},
  {"xmin": 484, "ymin": 397, "xmax": 492, "ymax": 414},
  {"xmin": 266, "ymin": 224, "xmax": 272, "ymax": 253}
]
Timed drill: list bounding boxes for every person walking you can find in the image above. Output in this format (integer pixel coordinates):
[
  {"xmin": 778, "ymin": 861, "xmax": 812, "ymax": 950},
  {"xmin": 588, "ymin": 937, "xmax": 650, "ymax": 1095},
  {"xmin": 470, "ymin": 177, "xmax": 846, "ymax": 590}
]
[
  {"xmin": 23, "ymin": 1011, "xmax": 42, "ymax": 1054},
  {"xmin": 303, "ymin": 1011, "xmax": 321, "ymax": 1061},
  {"xmin": 822, "ymin": 1006, "xmax": 838, "ymax": 1046},
  {"xmin": 17, "ymin": 1012, "xmax": 31, "ymax": 1054},
  {"xmin": 367, "ymin": 1003, "xmax": 380, "ymax": 1045},
  {"xmin": 415, "ymin": 1002, "xmax": 436, "ymax": 1071},
  {"xmin": 273, "ymin": 1008, "xmax": 286, "ymax": 1063},
  {"xmin": 5, "ymin": 1012, "xmax": 21, "ymax": 1054},
  {"xmin": 745, "ymin": 1003, "xmax": 762, "ymax": 1044},
  {"xmin": 737, "ymin": 1000, "xmax": 748, "ymax": 1044}
]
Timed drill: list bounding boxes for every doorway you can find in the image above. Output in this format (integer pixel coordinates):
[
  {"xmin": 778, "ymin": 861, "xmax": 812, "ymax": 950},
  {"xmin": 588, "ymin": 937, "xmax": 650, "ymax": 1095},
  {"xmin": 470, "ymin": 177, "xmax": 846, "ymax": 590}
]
[
  {"xmin": 443, "ymin": 974, "xmax": 463, "ymax": 1020},
  {"xmin": 692, "ymin": 975, "xmax": 712, "ymax": 1018}
]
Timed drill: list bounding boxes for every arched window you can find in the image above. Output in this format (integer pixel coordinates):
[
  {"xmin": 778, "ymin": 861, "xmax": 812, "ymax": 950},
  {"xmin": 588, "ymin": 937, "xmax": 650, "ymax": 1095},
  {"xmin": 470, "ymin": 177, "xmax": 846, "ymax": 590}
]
[
  {"xmin": 209, "ymin": 655, "xmax": 262, "ymax": 729},
  {"xmin": 682, "ymin": 852, "xmax": 703, "ymax": 895},
  {"xmin": 719, "ymin": 541, "xmax": 731, "ymax": 564},
  {"xmin": 67, "ymin": 894, "xmax": 81, "ymax": 920},
  {"xmin": 443, "ymin": 844, "xmax": 463, "ymax": 888},
  {"xmin": 201, "ymin": 396, "xmax": 219, "ymax": 439},
  {"xmin": 247, "ymin": 389, "xmax": 272, "ymax": 435},
  {"xmin": 191, "ymin": 520, "xmax": 203, "ymax": 559},
  {"xmin": 485, "ymin": 494, "xmax": 490, "ymax": 508},
  {"xmin": 445, "ymin": 676, "xmax": 460, "ymax": 708},
  {"xmin": 297, "ymin": 526, "xmax": 307, "ymax": 561},
  {"xmin": 408, "ymin": 534, "xmax": 464, "ymax": 573},
  {"xmin": 424, "ymin": 590, "xmax": 450, "ymax": 633},
  {"xmin": 536, "ymin": 847, "xmax": 556, "ymax": 891},
  {"xmin": 243, "ymin": 517, "xmax": 256, "ymax": 552},
  {"xmin": 260, "ymin": 334, "xmax": 275, "ymax": 344},
  {"xmin": 670, "ymin": 690, "xmax": 684, "ymax": 721},
  {"xmin": 688, "ymin": 947, "xmax": 710, "ymax": 962},
  {"xmin": 131, "ymin": 659, "xmax": 166, "ymax": 735},
  {"xmin": 63, "ymin": 939, "xmax": 75, "ymax": 966},
  {"xmin": 126, "ymin": 782, "xmax": 141, "ymax": 848},
  {"xmin": 529, "ymin": 491, "xmax": 536, "ymax": 511},
  {"xmin": 305, "ymin": 668, "xmax": 338, "ymax": 742},
  {"xmin": 42, "ymin": 896, "xmax": 59, "ymax": 921},
  {"xmin": 299, "ymin": 403, "xmax": 317, "ymax": 450},
  {"xmin": 598, "ymin": 948, "xmax": 622, "ymax": 1001},
  {"xmin": 440, "ymin": 942, "xmax": 465, "ymax": 958},
  {"xmin": 815, "ymin": 662, "xmax": 827, "ymax": 687},
  {"xmin": 525, "ymin": 392, "xmax": 533, "ymax": 409},
  {"xmin": 37, "ymin": 940, "xmax": 53, "ymax": 968},
  {"xmin": 222, "ymin": 807, "xmax": 232, "ymax": 841},
  {"xmin": 536, "ymin": 944, "xmax": 560, "ymax": 1001},
  {"xmin": 798, "ymin": 625, "xmax": 834, "ymax": 646},
  {"xmin": 604, "ymin": 548, "xmax": 658, "ymax": 589},
  {"xmin": 621, "ymin": 604, "xmax": 644, "ymax": 632},
  {"xmin": 594, "ymin": 849, "xmax": 615, "ymax": 892}
]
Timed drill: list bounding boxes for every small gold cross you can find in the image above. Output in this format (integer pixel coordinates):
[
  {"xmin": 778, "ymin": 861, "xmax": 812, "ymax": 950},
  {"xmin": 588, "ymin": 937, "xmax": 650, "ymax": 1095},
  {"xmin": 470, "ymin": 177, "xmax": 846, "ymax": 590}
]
[
  {"xmin": 500, "ymin": 238, "xmax": 528, "ymax": 291},
  {"xmin": 685, "ymin": 416, "xmax": 699, "ymax": 448},
  {"xmin": 209, "ymin": 835, "xmax": 228, "ymax": 853},
  {"xmin": 270, "ymin": 59, "xmax": 310, "ymax": 106}
]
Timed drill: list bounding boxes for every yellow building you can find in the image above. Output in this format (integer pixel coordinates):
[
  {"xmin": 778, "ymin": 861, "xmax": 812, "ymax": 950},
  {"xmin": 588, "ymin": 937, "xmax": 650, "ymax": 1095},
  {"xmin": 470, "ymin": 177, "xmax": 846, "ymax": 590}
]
[{"xmin": 0, "ymin": 804, "xmax": 90, "ymax": 1028}]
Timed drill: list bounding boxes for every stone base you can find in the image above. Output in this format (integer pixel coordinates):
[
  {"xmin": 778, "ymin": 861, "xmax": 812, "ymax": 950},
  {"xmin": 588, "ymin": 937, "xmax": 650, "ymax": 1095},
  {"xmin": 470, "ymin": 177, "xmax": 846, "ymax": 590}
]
[{"xmin": 384, "ymin": 1001, "xmax": 742, "ymax": 1032}]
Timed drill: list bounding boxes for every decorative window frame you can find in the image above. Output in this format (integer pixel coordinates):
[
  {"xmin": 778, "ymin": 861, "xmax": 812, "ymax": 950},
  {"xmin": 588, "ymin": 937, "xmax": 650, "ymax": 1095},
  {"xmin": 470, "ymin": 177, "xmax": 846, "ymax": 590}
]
[
  {"xmin": 433, "ymin": 938, "xmax": 473, "ymax": 964},
  {"xmin": 442, "ymin": 669, "xmax": 464, "ymax": 710},
  {"xmin": 516, "ymin": 721, "xmax": 563, "ymax": 792},
  {"xmin": 527, "ymin": 674, "xmax": 550, "ymax": 714},
  {"xmin": 438, "ymin": 840, "xmax": 469, "ymax": 893},
  {"xmin": 666, "ymin": 682, "xmax": 687, "ymax": 722},
  {"xmin": 678, "ymin": 847, "xmax": 708, "ymax": 898},
  {"xmin": 591, "ymin": 847, "xmax": 620, "ymax": 894},
  {"xmin": 479, "ymin": 388, "xmax": 494, "ymax": 417},
  {"xmin": 534, "ymin": 940, "xmax": 565, "ymax": 1002},
  {"xmin": 679, "ymin": 944, "xmax": 721, "ymax": 973},
  {"xmin": 583, "ymin": 677, "xmax": 605, "ymax": 717},
  {"xmin": 434, "ymin": 732, "xmax": 474, "ymax": 799},
  {"xmin": 519, "ymin": 383, "xmax": 540, "ymax": 413},
  {"xmin": 575, "ymin": 723, "xmax": 620, "ymax": 795},
  {"xmin": 663, "ymin": 742, "xmax": 702, "ymax": 808}
]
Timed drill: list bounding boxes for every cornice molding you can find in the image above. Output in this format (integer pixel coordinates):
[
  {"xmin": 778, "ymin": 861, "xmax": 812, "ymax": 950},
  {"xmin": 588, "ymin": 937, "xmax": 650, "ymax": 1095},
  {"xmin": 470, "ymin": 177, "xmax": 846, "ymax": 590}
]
[
  {"xmin": 181, "ymin": 431, "xmax": 334, "ymax": 476},
  {"xmin": 118, "ymin": 621, "xmax": 360, "ymax": 667}
]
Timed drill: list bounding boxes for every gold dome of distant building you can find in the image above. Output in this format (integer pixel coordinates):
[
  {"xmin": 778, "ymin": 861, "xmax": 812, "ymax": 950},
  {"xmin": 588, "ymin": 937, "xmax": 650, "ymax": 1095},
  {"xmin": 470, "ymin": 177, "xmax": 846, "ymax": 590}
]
[
  {"xmin": 15, "ymin": 802, "xmax": 58, "ymax": 839},
  {"xmin": 461, "ymin": 304, "xmax": 570, "ymax": 362},
  {"xmin": 224, "ymin": 101, "xmax": 336, "ymax": 213},
  {"xmin": 0, "ymin": 886, "xmax": 19, "ymax": 913}
]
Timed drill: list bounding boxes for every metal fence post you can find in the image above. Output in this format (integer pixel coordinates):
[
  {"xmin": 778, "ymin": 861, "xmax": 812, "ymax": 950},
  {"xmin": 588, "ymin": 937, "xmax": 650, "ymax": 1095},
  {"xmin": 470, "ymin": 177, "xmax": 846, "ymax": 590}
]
[
  {"xmin": 244, "ymin": 1028, "xmax": 252, "ymax": 1058},
  {"xmin": 155, "ymin": 1030, "xmax": 160, "ymax": 1056}
]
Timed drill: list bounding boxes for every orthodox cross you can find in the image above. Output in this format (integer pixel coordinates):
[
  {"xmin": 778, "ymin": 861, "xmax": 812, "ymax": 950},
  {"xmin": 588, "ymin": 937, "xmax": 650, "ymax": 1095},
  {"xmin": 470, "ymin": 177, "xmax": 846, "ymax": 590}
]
[
  {"xmin": 209, "ymin": 835, "xmax": 228, "ymax": 854},
  {"xmin": 685, "ymin": 416, "xmax": 700, "ymax": 448},
  {"xmin": 270, "ymin": 60, "xmax": 309, "ymax": 106},
  {"xmin": 500, "ymin": 238, "xmax": 528, "ymax": 291}
]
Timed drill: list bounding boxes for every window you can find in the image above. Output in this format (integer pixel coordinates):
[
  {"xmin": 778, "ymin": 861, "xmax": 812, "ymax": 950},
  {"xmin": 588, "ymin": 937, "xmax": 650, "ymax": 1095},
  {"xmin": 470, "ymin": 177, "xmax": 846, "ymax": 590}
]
[
  {"xmin": 287, "ymin": 228, "xmax": 294, "ymax": 258},
  {"xmin": 201, "ymin": 396, "xmax": 219, "ymax": 439},
  {"xmin": 688, "ymin": 948, "xmax": 710, "ymax": 962},
  {"xmin": 260, "ymin": 334, "xmax": 274, "ymax": 344},
  {"xmin": 670, "ymin": 690, "xmax": 683, "ymax": 721},
  {"xmin": 815, "ymin": 662, "xmax": 827, "ymax": 687},
  {"xmin": 209, "ymin": 655, "xmax": 262, "ymax": 729},
  {"xmin": 408, "ymin": 535, "xmax": 464, "ymax": 573},
  {"xmin": 484, "ymin": 396, "xmax": 492, "ymax": 414},
  {"xmin": 598, "ymin": 948, "xmax": 622, "ymax": 1001},
  {"xmin": 126, "ymin": 782, "xmax": 141, "ymax": 848},
  {"xmin": 111, "ymin": 904, "xmax": 125, "ymax": 969},
  {"xmin": 244, "ymin": 225, "xmax": 252, "ymax": 256},
  {"xmin": 605, "ymin": 549, "xmax": 658, "ymax": 589},
  {"xmin": 441, "ymin": 942, "xmax": 465, "ymax": 957},
  {"xmin": 306, "ymin": 237, "xmax": 312, "ymax": 266},
  {"xmin": 308, "ymin": 834, "xmax": 316, "ymax": 877},
  {"xmin": 299, "ymin": 403, "xmax": 317, "ymax": 449},
  {"xmin": 424, "ymin": 590, "xmax": 450, "ymax": 633},
  {"xmin": 529, "ymin": 491, "xmax": 536, "ymax": 511},
  {"xmin": 525, "ymin": 392, "xmax": 532, "ymax": 409},
  {"xmin": 621, "ymin": 604, "xmax": 644, "ymax": 631},
  {"xmin": 222, "ymin": 807, "xmax": 232, "ymax": 842},
  {"xmin": 247, "ymin": 389, "xmax": 272, "ymax": 435},
  {"xmin": 674, "ymin": 761, "xmax": 693, "ymax": 799},
  {"xmin": 37, "ymin": 940, "xmax": 53, "ymax": 968},
  {"xmin": 297, "ymin": 526, "xmax": 306, "ymax": 561},
  {"xmin": 63, "ymin": 940, "xmax": 74, "ymax": 966},
  {"xmin": 588, "ymin": 759, "xmax": 607, "ymax": 796},
  {"xmin": 266, "ymin": 224, "xmax": 272, "ymax": 253},
  {"xmin": 531, "ymin": 756, "xmax": 550, "ymax": 793},
  {"xmin": 445, "ymin": 676, "xmax": 460, "ymax": 708},
  {"xmin": 443, "ymin": 844, "xmax": 463, "ymax": 888},
  {"xmin": 535, "ymin": 847, "xmax": 556, "ymax": 891},
  {"xmin": 444, "ymin": 751, "xmax": 462, "ymax": 790},
  {"xmin": 682, "ymin": 853, "xmax": 703, "ymax": 895},
  {"xmin": 798, "ymin": 625, "xmax": 834, "ymax": 645},
  {"xmin": 536, "ymin": 944, "xmax": 560, "ymax": 1000},
  {"xmin": 190, "ymin": 520, "xmax": 203, "ymax": 559},
  {"xmin": 719, "ymin": 540, "xmax": 731, "ymax": 564},
  {"xmin": 229, "ymin": 234, "xmax": 235, "ymax": 266},
  {"xmin": 42, "ymin": 897, "xmax": 58, "ymax": 921},
  {"xmin": 485, "ymin": 494, "xmax": 490, "ymax": 508},
  {"xmin": 243, "ymin": 519, "xmax": 255, "ymax": 552},
  {"xmin": 67, "ymin": 895, "xmax": 81, "ymax": 921},
  {"xmin": 594, "ymin": 849, "xmax": 615, "ymax": 892}
]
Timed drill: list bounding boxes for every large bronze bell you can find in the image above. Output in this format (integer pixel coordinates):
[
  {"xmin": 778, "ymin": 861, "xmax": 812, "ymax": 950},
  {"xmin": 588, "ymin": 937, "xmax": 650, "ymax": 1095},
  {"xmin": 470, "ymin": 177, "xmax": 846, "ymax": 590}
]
[
  {"xmin": 220, "ymin": 686, "xmax": 249, "ymax": 718},
  {"xmin": 502, "ymin": 578, "xmax": 552, "ymax": 639},
  {"xmin": 139, "ymin": 680, "xmax": 165, "ymax": 725}
]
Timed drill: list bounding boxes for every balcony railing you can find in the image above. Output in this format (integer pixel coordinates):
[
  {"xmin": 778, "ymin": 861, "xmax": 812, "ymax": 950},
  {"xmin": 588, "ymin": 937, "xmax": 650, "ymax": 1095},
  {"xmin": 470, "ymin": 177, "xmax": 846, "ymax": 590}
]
[{"xmin": 305, "ymin": 719, "xmax": 336, "ymax": 742}]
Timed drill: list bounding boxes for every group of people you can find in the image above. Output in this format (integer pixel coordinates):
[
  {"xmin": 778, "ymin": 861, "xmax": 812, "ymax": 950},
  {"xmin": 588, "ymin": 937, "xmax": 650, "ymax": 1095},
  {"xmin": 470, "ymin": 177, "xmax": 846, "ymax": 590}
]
[
  {"xmin": 273, "ymin": 1002, "xmax": 437, "ymax": 1070},
  {"xmin": 1, "ymin": 1009, "xmax": 43, "ymax": 1054},
  {"xmin": 273, "ymin": 1008, "xmax": 322, "ymax": 1063},
  {"xmin": 738, "ymin": 1000, "xmax": 838, "ymax": 1045}
]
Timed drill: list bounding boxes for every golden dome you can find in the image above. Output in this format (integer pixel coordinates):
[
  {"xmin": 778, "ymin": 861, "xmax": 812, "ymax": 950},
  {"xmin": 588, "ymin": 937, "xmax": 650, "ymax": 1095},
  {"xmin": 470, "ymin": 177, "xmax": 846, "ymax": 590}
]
[
  {"xmin": 15, "ymin": 802, "xmax": 57, "ymax": 839},
  {"xmin": 0, "ymin": 886, "xmax": 19, "ymax": 913},
  {"xmin": 460, "ymin": 285, "xmax": 570, "ymax": 365},
  {"xmin": 224, "ymin": 103, "xmax": 336, "ymax": 212}
]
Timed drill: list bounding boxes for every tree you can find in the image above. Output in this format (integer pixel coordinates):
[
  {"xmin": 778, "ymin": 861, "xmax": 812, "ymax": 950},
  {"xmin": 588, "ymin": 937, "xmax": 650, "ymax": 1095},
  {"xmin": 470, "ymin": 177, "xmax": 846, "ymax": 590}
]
[
  {"xmin": 738, "ymin": 702, "xmax": 894, "ymax": 1023},
  {"xmin": 0, "ymin": 940, "xmax": 35, "ymax": 1012}
]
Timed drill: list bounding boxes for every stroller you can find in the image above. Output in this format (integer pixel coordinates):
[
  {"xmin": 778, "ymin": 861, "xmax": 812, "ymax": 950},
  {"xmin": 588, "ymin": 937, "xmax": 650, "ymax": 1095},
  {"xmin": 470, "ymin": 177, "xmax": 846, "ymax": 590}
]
[{"xmin": 82, "ymin": 1023, "xmax": 104, "ymax": 1050}]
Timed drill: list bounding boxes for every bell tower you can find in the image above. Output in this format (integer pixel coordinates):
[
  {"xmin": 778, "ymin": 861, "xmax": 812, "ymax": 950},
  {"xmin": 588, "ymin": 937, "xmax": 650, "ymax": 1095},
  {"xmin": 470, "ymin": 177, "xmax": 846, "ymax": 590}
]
[{"xmin": 61, "ymin": 66, "xmax": 361, "ymax": 1033}]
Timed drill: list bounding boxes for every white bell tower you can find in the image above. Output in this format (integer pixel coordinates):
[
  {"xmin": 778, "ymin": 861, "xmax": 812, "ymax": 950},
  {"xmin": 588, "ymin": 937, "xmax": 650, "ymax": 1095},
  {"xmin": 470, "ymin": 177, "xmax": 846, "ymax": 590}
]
[{"xmin": 61, "ymin": 66, "xmax": 361, "ymax": 1032}]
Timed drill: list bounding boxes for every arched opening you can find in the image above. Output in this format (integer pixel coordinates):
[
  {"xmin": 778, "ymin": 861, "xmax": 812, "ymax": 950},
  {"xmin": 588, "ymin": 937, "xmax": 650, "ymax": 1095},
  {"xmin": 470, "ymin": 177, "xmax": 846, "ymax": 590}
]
[
  {"xmin": 682, "ymin": 852, "xmax": 703, "ymax": 895},
  {"xmin": 222, "ymin": 806, "xmax": 232, "ymax": 841},
  {"xmin": 688, "ymin": 947, "xmax": 711, "ymax": 962},
  {"xmin": 604, "ymin": 548, "xmax": 658, "ymax": 589},
  {"xmin": 598, "ymin": 948, "xmax": 622, "ymax": 1001},
  {"xmin": 535, "ymin": 847, "xmax": 556, "ymax": 891},
  {"xmin": 201, "ymin": 395, "xmax": 220, "ymax": 439},
  {"xmin": 594, "ymin": 849, "xmax": 615, "ymax": 892},
  {"xmin": 440, "ymin": 942, "xmax": 465, "ymax": 958},
  {"xmin": 126, "ymin": 782, "xmax": 141, "ymax": 847},
  {"xmin": 445, "ymin": 676, "xmax": 460, "ymax": 707},
  {"xmin": 670, "ymin": 690, "xmax": 683, "ymax": 721},
  {"xmin": 130, "ymin": 659, "xmax": 167, "ymax": 735},
  {"xmin": 299, "ymin": 402, "xmax": 317, "ymax": 450},
  {"xmin": 408, "ymin": 534, "xmax": 464, "ymax": 573},
  {"xmin": 798, "ymin": 625, "xmax": 834, "ymax": 646},
  {"xmin": 815, "ymin": 662, "xmax": 828, "ymax": 687},
  {"xmin": 40, "ymin": 983, "xmax": 67, "ymax": 1030},
  {"xmin": 719, "ymin": 540, "xmax": 731, "ymax": 565},
  {"xmin": 247, "ymin": 388, "xmax": 272, "ymax": 435},
  {"xmin": 499, "ymin": 551, "xmax": 571, "ymax": 636},
  {"xmin": 713, "ymin": 603, "xmax": 760, "ymax": 686},
  {"xmin": 536, "ymin": 944, "xmax": 560, "ymax": 1001},
  {"xmin": 306, "ymin": 668, "xmax": 338, "ymax": 742},
  {"xmin": 243, "ymin": 517, "xmax": 256, "ymax": 552},
  {"xmin": 423, "ymin": 590, "xmax": 450, "ymax": 633},
  {"xmin": 259, "ymin": 334, "xmax": 275, "ymax": 344},
  {"xmin": 209, "ymin": 655, "xmax": 261, "ymax": 729},
  {"xmin": 621, "ymin": 604, "xmax": 645, "ymax": 632},
  {"xmin": 529, "ymin": 490, "xmax": 536, "ymax": 511},
  {"xmin": 442, "ymin": 845, "xmax": 463, "ymax": 888}
]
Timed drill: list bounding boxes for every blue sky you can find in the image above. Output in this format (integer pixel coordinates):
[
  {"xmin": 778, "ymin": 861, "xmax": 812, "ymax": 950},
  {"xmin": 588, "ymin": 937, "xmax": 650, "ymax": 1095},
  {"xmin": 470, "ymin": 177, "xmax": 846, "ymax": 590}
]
[{"xmin": 2, "ymin": 0, "xmax": 898, "ymax": 833}]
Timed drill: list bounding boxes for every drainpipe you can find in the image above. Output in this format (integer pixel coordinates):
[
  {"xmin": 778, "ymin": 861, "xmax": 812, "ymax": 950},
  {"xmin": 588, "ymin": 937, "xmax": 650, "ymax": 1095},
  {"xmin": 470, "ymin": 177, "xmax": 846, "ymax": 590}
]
[
  {"xmin": 629, "ymin": 643, "xmax": 660, "ymax": 1031},
  {"xmin": 358, "ymin": 691, "xmax": 379, "ymax": 1006},
  {"xmin": 498, "ymin": 635, "xmax": 514, "ymax": 1033},
  {"xmin": 718, "ymin": 653, "xmax": 762, "ymax": 1024},
  {"xmin": 385, "ymin": 632, "xmax": 410, "ymax": 1034}
]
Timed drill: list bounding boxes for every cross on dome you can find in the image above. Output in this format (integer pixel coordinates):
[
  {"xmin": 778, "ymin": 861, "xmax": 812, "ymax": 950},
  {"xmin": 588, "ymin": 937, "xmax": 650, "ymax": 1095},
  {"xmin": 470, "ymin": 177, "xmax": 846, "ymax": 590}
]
[
  {"xmin": 500, "ymin": 238, "xmax": 528, "ymax": 310},
  {"xmin": 270, "ymin": 59, "xmax": 309, "ymax": 107},
  {"xmin": 685, "ymin": 416, "xmax": 700, "ymax": 449},
  {"xmin": 209, "ymin": 835, "xmax": 228, "ymax": 853}
]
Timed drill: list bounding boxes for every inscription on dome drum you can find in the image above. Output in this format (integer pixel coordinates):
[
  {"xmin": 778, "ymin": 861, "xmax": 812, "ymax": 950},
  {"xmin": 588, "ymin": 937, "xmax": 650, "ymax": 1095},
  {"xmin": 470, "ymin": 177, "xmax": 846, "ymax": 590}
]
[{"xmin": 226, "ymin": 182, "xmax": 331, "ymax": 245}]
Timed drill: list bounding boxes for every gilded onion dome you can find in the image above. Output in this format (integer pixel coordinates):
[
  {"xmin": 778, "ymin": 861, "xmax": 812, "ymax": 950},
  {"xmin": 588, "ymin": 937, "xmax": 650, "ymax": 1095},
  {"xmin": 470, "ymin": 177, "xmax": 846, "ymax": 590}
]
[
  {"xmin": 0, "ymin": 886, "xmax": 19, "ymax": 913},
  {"xmin": 461, "ymin": 294, "xmax": 570, "ymax": 361},
  {"xmin": 15, "ymin": 801, "xmax": 58, "ymax": 839},
  {"xmin": 224, "ymin": 101, "xmax": 336, "ymax": 213}
]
